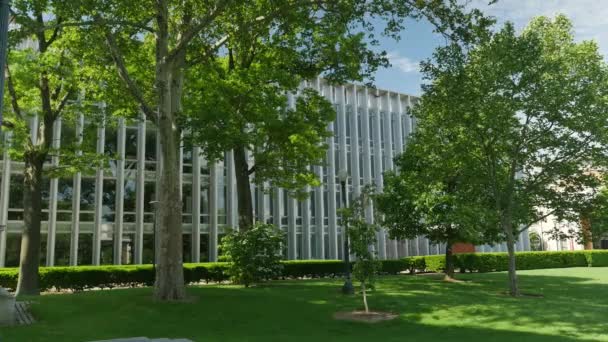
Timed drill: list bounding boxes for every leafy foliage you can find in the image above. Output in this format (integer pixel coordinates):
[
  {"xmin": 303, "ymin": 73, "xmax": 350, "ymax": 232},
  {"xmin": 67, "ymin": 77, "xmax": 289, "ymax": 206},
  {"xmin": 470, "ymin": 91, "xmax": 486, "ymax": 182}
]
[
  {"xmin": 416, "ymin": 15, "xmax": 608, "ymax": 295},
  {"xmin": 221, "ymin": 223, "xmax": 284, "ymax": 287}
]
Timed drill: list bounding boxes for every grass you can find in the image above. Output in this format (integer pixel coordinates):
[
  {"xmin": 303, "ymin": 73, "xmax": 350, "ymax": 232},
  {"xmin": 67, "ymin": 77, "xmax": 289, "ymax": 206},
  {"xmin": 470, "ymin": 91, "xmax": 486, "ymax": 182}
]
[{"xmin": 1, "ymin": 267, "xmax": 607, "ymax": 342}]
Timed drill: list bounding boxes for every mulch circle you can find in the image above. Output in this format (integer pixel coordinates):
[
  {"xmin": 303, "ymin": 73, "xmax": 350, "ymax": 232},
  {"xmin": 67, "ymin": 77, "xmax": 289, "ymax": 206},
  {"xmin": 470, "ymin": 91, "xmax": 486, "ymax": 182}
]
[
  {"xmin": 333, "ymin": 311, "xmax": 398, "ymax": 323},
  {"xmin": 498, "ymin": 291, "xmax": 544, "ymax": 298}
]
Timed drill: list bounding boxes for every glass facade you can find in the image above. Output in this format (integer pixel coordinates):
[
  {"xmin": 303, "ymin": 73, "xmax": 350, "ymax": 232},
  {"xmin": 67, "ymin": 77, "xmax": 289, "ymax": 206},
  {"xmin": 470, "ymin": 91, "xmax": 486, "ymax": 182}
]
[{"xmin": 0, "ymin": 81, "xmax": 531, "ymax": 267}]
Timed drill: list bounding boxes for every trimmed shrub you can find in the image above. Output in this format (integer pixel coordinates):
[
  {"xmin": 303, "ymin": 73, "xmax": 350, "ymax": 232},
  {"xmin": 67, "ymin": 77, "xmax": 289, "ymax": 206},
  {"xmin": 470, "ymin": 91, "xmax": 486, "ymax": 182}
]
[
  {"xmin": 584, "ymin": 250, "xmax": 608, "ymax": 267},
  {"xmin": 380, "ymin": 259, "xmax": 409, "ymax": 275},
  {"xmin": 282, "ymin": 260, "xmax": 344, "ymax": 278},
  {"xmin": 455, "ymin": 251, "xmax": 599, "ymax": 272},
  {"xmin": 402, "ymin": 256, "xmax": 426, "ymax": 274},
  {"xmin": 424, "ymin": 255, "xmax": 446, "ymax": 272},
  {"xmin": 1, "ymin": 251, "xmax": 606, "ymax": 291}
]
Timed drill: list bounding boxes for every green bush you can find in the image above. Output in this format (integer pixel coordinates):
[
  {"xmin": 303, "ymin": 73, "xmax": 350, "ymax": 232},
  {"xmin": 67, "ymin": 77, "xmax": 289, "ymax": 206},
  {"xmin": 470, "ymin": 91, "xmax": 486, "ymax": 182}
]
[
  {"xmin": 584, "ymin": 250, "xmax": 608, "ymax": 267},
  {"xmin": 1, "ymin": 251, "xmax": 606, "ymax": 292},
  {"xmin": 380, "ymin": 259, "xmax": 409, "ymax": 274},
  {"xmin": 424, "ymin": 255, "xmax": 446, "ymax": 272},
  {"xmin": 455, "ymin": 251, "xmax": 601, "ymax": 272},
  {"xmin": 400, "ymin": 256, "xmax": 426, "ymax": 274},
  {"xmin": 221, "ymin": 223, "xmax": 285, "ymax": 287},
  {"xmin": 282, "ymin": 260, "xmax": 344, "ymax": 278}
]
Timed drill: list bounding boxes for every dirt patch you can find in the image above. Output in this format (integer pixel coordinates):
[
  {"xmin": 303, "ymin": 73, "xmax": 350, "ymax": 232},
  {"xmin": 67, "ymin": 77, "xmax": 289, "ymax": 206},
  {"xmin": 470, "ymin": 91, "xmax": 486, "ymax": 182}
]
[
  {"xmin": 333, "ymin": 311, "xmax": 398, "ymax": 323},
  {"xmin": 498, "ymin": 291, "xmax": 544, "ymax": 298}
]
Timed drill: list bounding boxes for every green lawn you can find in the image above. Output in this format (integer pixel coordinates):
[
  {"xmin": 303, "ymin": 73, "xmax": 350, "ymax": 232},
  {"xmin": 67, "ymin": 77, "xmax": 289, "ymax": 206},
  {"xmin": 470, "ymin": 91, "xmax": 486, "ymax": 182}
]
[{"xmin": 2, "ymin": 267, "xmax": 607, "ymax": 342}]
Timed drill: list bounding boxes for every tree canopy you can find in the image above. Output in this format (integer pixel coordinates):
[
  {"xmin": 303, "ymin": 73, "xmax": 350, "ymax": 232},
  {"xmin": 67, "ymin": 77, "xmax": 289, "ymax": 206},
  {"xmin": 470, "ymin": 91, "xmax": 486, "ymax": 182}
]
[{"xmin": 413, "ymin": 15, "xmax": 608, "ymax": 295}]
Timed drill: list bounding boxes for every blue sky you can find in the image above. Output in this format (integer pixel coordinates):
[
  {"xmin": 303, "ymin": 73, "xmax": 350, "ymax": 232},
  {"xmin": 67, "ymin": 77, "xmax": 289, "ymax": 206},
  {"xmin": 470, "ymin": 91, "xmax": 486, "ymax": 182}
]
[{"xmin": 374, "ymin": 0, "xmax": 608, "ymax": 96}]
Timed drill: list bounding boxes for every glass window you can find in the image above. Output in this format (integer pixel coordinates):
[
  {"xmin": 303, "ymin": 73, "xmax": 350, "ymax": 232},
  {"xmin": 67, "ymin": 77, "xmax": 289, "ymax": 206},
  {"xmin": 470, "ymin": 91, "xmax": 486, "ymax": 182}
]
[
  {"xmin": 78, "ymin": 233, "xmax": 93, "ymax": 265},
  {"xmin": 183, "ymin": 233, "xmax": 192, "ymax": 263},
  {"xmin": 80, "ymin": 178, "xmax": 96, "ymax": 212},
  {"xmin": 145, "ymin": 129, "xmax": 157, "ymax": 161},
  {"xmin": 54, "ymin": 234, "xmax": 71, "ymax": 266},
  {"xmin": 57, "ymin": 178, "xmax": 73, "ymax": 211},
  {"xmin": 125, "ymin": 128, "xmax": 138, "ymax": 160},
  {"xmin": 122, "ymin": 233, "xmax": 135, "ymax": 264},
  {"xmin": 102, "ymin": 180, "xmax": 116, "ymax": 223}
]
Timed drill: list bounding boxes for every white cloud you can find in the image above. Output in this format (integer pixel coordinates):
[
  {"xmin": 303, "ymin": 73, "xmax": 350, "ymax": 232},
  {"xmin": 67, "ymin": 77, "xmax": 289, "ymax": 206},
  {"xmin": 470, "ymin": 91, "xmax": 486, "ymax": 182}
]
[
  {"xmin": 387, "ymin": 52, "xmax": 420, "ymax": 73},
  {"xmin": 468, "ymin": 0, "xmax": 608, "ymax": 56}
]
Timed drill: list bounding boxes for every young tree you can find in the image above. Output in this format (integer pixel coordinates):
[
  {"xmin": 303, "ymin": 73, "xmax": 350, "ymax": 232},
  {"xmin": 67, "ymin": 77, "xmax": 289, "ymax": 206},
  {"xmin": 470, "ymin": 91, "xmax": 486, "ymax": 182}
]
[
  {"xmin": 2, "ymin": 1, "xmax": 101, "ymax": 295},
  {"xmin": 341, "ymin": 186, "xmax": 381, "ymax": 313},
  {"xmin": 417, "ymin": 15, "xmax": 608, "ymax": 295},
  {"xmin": 376, "ymin": 131, "xmax": 498, "ymax": 280}
]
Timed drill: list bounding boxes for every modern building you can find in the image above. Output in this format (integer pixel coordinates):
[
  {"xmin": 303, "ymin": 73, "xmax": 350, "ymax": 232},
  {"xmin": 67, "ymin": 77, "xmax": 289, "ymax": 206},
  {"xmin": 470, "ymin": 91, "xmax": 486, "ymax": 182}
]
[{"xmin": 0, "ymin": 80, "xmax": 531, "ymax": 267}]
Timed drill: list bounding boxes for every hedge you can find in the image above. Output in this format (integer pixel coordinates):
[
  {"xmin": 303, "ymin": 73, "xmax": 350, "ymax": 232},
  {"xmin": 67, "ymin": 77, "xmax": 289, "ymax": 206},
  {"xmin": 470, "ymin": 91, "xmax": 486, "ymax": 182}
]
[{"xmin": 1, "ymin": 251, "xmax": 606, "ymax": 291}]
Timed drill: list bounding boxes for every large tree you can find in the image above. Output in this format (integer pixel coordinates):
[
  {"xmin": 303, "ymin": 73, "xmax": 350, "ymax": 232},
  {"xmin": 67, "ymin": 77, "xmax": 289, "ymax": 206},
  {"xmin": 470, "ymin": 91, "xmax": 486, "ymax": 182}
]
[
  {"xmin": 183, "ymin": 0, "xmax": 496, "ymax": 231},
  {"xmin": 1, "ymin": 0, "xmax": 104, "ymax": 296},
  {"xmin": 376, "ymin": 127, "xmax": 498, "ymax": 280},
  {"xmin": 416, "ymin": 15, "xmax": 608, "ymax": 295},
  {"xmin": 72, "ymin": 0, "xmax": 493, "ymax": 300},
  {"xmin": 70, "ymin": 0, "xmax": 235, "ymax": 301}
]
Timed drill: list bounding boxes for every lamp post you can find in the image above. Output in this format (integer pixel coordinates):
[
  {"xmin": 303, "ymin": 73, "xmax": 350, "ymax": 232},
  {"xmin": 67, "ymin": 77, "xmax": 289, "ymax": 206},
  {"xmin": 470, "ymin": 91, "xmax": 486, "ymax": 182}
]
[{"xmin": 338, "ymin": 170, "xmax": 354, "ymax": 295}]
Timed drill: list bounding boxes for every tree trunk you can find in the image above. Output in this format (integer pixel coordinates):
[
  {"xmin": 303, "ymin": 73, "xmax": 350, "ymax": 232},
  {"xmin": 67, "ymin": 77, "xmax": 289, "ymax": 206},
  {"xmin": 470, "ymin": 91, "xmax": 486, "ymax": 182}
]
[
  {"xmin": 504, "ymin": 226, "xmax": 519, "ymax": 296},
  {"xmin": 16, "ymin": 156, "xmax": 44, "ymax": 296},
  {"xmin": 153, "ymin": 64, "xmax": 185, "ymax": 301},
  {"xmin": 580, "ymin": 216, "xmax": 593, "ymax": 250},
  {"xmin": 234, "ymin": 144, "xmax": 254, "ymax": 231},
  {"xmin": 361, "ymin": 283, "xmax": 369, "ymax": 313},
  {"xmin": 444, "ymin": 241, "xmax": 455, "ymax": 281}
]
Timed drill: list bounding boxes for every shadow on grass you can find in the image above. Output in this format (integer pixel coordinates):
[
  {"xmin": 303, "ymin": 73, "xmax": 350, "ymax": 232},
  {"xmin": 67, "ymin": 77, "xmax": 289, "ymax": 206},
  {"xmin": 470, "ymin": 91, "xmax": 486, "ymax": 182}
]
[
  {"xmin": 0, "ymin": 270, "xmax": 605, "ymax": 342},
  {"xmin": 366, "ymin": 271, "xmax": 608, "ymax": 341}
]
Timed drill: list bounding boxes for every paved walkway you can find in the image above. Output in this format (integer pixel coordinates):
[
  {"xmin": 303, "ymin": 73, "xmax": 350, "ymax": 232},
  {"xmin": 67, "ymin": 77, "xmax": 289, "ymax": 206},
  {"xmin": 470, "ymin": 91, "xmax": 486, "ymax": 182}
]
[{"xmin": 90, "ymin": 338, "xmax": 194, "ymax": 342}]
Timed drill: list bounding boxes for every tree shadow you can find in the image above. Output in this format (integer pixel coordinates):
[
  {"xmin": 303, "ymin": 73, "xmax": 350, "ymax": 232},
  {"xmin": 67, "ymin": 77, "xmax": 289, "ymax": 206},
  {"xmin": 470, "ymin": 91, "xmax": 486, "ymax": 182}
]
[
  {"xmin": 368, "ymin": 271, "xmax": 608, "ymax": 341},
  {"xmin": 1, "ymin": 271, "xmax": 606, "ymax": 342}
]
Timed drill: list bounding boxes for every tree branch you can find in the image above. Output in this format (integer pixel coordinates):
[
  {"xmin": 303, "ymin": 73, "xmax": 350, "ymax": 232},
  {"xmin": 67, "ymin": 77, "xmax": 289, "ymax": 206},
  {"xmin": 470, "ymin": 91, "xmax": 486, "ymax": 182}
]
[
  {"xmin": 5, "ymin": 64, "xmax": 23, "ymax": 120},
  {"xmin": 46, "ymin": 17, "xmax": 63, "ymax": 47},
  {"xmin": 167, "ymin": 0, "xmax": 230, "ymax": 64},
  {"xmin": 248, "ymin": 164, "xmax": 256, "ymax": 175},
  {"xmin": 54, "ymin": 88, "xmax": 74, "ymax": 118},
  {"xmin": 41, "ymin": 19, "xmax": 155, "ymax": 34},
  {"xmin": 186, "ymin": 34, "xmax": 229, "ymax": 67},
  {"xmin": 99, "ymin": 20, "xmax": 156, "ymax": 121}
]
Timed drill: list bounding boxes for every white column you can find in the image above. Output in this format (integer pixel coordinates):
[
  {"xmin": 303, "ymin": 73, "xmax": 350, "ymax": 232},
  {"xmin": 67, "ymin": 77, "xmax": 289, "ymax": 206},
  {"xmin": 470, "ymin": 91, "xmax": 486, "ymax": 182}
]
[
  {"xmin": 256, "ymin": 182, "xmax": 268, "ymax": 223},
  {"xmin": 209, "ymin": 162, "xmax": 219, "ymax": 262},
  {"xmin": 69, "ymin": 115, "xmax": 84, "ymax": 266},
  {"xmin": 191, "ymin": 146, "xmax": 201, "ymax": 262},
  {"xmin": 360, "ymin": 88, "xmax": 372, "ymax": 190},
  {"xmin": 349, "ymin": 86, "xmax": 361, "ymax": 197},
  {"xmin": 113, "ymin": 118, "xmax": 126, "ymax": 265},
  {"xmin": 0, "ymin": 132, "xmax": 12, "ymax": 267},
  {"xmin": 287, "ymin": 195, "xmax": 297, "ymax": 260},
  {"xmin": 134, "ymin": 115, "xmax": 146, "ymax": 264},
  {"xmin": 273, "ymin": 187, "xmax": 282, "ymax": 228},
  {"xmin": 46, "ymin": 117, "xmax": 61, "ymax": 266},
  {"xmin": 287, "ymin": 93, "xmax": 298, "ymax": 259},
  {"xmin": 330, "ymin": 86, "xmax": 347, "ymax": 260},
  {"xmin": 522, "ymin": 228, "xmax": 531, "ymax": 251},
  {"xmin": 372, "ymin": 90, "xmax": 385, "ymax": 259},
  {"xmin": 225, "ymin": 150, "xmax": 236, "ymax": 228},
  {"xmin": 301, "ymin": 189, "xmax": 311, "ymax": 259},
  {"xmin": 92, "ymin": 117, "xmax": 105, "ymax": 265},
  {"xmin": 383, "ymin": 92, "xmax": 398, "ymax": 259},
  {"xmin": 393, "ymin": 96, "xmax": 405, "ymax": 258}
]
